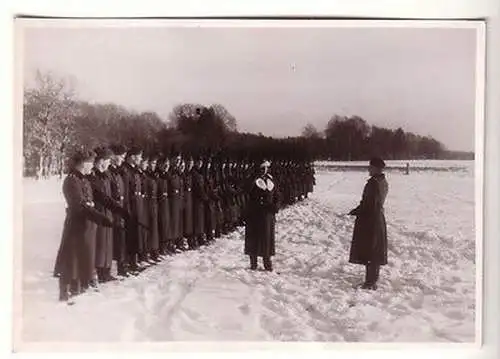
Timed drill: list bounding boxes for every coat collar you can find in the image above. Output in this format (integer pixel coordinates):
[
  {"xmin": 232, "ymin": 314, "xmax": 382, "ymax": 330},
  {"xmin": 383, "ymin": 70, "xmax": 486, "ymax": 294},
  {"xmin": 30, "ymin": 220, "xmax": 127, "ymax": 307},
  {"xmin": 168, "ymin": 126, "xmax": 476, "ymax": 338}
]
[{"xmin": 69, "ymin": 169, "xmax": 85, "ymax": 179}]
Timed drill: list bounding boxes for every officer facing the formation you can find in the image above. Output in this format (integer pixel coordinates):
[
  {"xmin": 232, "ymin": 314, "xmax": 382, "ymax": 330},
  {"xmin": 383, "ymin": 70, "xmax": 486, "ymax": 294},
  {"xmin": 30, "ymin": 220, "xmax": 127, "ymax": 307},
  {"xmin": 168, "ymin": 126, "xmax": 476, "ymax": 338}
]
[
  {"xmin": 348, "ymin": 157, "xmax": 389, "ymax": 290},
  {"xmin": 243, "ymin": 159, "xmax": 280, "ymax": 271}
]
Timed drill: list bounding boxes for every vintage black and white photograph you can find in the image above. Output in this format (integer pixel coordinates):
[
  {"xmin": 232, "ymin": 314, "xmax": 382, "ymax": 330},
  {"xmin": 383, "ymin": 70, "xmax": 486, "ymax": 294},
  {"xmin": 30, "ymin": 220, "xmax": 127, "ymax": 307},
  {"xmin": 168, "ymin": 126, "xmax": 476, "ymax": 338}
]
[{"xmin": 16, "ymin": 18, "xmax": 483, "ymax": 345}]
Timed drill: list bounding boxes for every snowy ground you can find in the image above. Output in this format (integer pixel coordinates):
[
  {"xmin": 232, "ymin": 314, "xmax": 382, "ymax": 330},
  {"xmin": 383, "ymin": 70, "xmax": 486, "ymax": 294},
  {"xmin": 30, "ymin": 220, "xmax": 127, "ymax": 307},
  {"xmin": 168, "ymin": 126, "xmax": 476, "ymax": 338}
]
[{"xmin": 19, "ymin": 161, "xmax": 476, "ymax": 343}]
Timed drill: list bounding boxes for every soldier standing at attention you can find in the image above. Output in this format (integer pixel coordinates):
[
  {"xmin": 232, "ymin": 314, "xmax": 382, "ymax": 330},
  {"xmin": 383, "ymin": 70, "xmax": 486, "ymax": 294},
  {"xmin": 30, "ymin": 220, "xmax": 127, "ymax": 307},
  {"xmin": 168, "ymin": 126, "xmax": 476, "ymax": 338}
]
[
  {"xmin": 243, "ymin": 158, "xmax": 280, "ymax": 271},
  {"xmin": 53, "ymin": 149, "xmax": 121, "ymax": 303},
  {"xmin": 348, "ymin": 157, "xmax": 389, "ymax": 290},
  {"xmin": 121, "ymin": 147, "xmax": 146, "ymax": 274},
  {"xmin": 157, "ymin": 154, "xmax": 174, "ymax": 255},
  {"xmin": 169, "ymin": 152, "xmax": 185, "ymax": 252},
  {"xmin": 182, "ymin": 156, "xmax": 196, "ymax": 250},
  {"xmin": 137, "ymin": 155, "xmax": 151, "ymax": 265},
  {"xmin": 108, "ymin": 144, "xmax": 129, "ymax": 277},
  {"xmin": 144, "ymin": 153, "xmax": 161, "ymax": 263},
  {"xmin": 204, "ymin": 156, "xmax": 218, "ymax": 244},
  {"xmin": 89, "ymin": 147, "xmax": 118, "ymax": 284},
  {"xmin": 192, "ymin": 154, "xmax": 208, "ymax": 247}
]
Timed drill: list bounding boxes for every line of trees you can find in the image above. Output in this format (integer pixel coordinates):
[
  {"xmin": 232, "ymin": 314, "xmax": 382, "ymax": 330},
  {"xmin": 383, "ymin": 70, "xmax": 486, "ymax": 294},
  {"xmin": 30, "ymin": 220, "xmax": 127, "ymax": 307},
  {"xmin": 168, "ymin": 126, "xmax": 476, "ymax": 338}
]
[
  {"xmin": 300, "ymin": 115, "xmax": 447, "ymax": 161},
  {"xmin": 23, "ymin": 71, "xmax": 455, "ymax": 178}
]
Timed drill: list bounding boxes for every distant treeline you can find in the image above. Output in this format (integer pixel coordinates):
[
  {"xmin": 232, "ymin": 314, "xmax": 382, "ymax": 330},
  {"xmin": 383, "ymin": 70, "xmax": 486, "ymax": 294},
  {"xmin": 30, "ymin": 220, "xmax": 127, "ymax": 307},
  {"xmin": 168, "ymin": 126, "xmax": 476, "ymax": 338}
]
[{"xmin": 23, "ymin": 71, "xmax": 468, "ymax": 178}]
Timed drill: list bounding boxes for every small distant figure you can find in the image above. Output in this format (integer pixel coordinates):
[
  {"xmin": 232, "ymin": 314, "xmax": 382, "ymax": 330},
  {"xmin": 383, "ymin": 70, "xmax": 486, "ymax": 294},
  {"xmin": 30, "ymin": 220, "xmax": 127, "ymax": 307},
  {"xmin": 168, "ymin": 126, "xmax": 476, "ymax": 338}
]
[
  {"xmin": 348, "ymin": 157, "xmax": 389, "ymax": 290},
  {"xmin": 405, "ymin": 162, "xmax": 410, "ymax": 175}
]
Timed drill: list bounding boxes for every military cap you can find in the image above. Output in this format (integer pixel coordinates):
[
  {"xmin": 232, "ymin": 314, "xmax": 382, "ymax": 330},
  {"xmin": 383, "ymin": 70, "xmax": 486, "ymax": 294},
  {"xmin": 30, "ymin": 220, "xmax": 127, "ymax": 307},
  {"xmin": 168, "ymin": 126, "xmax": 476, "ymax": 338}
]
[
  {"xmin": 94, "ymin": 146, "xmax": 113, "ymax": 161},
  {"xmin": 369, "ymin": 157, "xmax": 386, "ymax": 169},
  {"xmin": 144, "ymin": 151, "xmax": 159, "ymax": 162},
  {"xmin": 69, "ymin": 148, "xmax": 95, "ymax": 167},
  {"xmin": 110, "ymin": 144, "xmax": 127, "ymax": 155},
  {"xmin": 127, "ymin": 146, "xmax": 143, "ymax": 156}
]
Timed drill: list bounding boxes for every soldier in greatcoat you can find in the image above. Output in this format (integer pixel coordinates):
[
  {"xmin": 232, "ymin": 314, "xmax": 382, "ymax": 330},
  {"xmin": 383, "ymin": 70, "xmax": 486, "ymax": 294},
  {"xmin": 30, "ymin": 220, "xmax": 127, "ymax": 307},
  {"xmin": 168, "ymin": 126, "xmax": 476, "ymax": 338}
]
[
  {"xmin": 305, "ymin": 161, "xmax": 315, "ymax": 198},
  {"xmin": 157, "ymin": 155, "xmax": 174, "ymax": 255},
  {"xmin": 108, "ymin": 144, "xmax": 128, "ymax": 277},
  {"xmin": 219, "ymin": 159, "xmax": 233, "ymax": 235},
  {"xmin": 169, "ymin": 153, "xmax": 185, "ymax": 252},
  {"xmin": 203, "ymin": 157, "xmax": 218, "ymax": 243},
  {"xmin": 243, "ymin": 159, "xmax": 280, "ymax": 271},
  {"xmin": 348, "ymin": 157, "xmax": 389, "ymax": 290},
  {"xmin": 121, "ymin": 147, "xmax": 147, "ymax": 274},
  {"xmin": 53, "ymin": 149, "xmax": 123, "ymax": 302},
  {"xmin": 144, "ymin": 153, "xmax": 161, "ymax": 262},
  {"xmin": 226, "ymin": 158, "xmax": 240, "ymax": 232},
  {"xmin": 211, "ymin": 158, "xmax": 224, "ymax": 238},
  {"xmin": 137, "ymin": 156, "xmax": 151, "ymax": 264},
  {"xmin": 89, "ymin": 147, "xmax": 117, "ymax": 283},
  {"xmin": 182, "ymin": 156, "xmax": 196, "ymax": 249},
  {"xmin": 192, "ymin": 155, "xmax": 208, "ymax": 246}
]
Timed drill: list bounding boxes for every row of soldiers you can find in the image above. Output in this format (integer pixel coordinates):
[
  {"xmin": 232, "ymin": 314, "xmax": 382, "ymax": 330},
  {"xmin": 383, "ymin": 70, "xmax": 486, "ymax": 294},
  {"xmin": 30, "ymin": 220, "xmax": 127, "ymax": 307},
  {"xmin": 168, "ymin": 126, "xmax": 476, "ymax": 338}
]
[{"xmin": 53, "ymin": 144, "xmax": 315, "ymax": 302}]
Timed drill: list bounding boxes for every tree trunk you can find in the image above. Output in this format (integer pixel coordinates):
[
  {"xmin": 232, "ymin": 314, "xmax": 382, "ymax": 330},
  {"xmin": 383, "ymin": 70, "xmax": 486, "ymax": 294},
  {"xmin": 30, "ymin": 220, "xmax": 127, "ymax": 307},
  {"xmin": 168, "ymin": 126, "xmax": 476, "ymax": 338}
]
[
  {"xmin": 59, "ymin": 149, "xmax": 64, "ymax": 179},
  {"xmin": 37, "ymin": 154, "xmax": 43, "ymax": 180}
]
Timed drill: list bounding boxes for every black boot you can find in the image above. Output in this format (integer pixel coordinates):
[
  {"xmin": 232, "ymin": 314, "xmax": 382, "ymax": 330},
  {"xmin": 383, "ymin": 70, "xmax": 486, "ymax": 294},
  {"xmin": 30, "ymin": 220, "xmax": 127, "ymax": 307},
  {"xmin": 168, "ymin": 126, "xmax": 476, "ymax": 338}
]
[
  {"xmin": 117, "ymin": 262, "xmax": 129, "ymax": 277},
  {"xmin": 361, "ymin": 263, "xmax": 380, "ymax": 290},
  {"xmin": 96, "ymin": 268, "xmax": 106, "ymax": 283},
  {"xmin": 104, "ymin": 268, "xmax": 118, "ymax": 282},
  {"xmin": 69, "ymin": 279, "xmax": 82, "ymax": 296},
  {"xmin": 159, "ymin": 243, "xmax": 167, "ymax": 256},
  {"xmin": 89, "ymin": 278, "xmax": 100, "ymax": 292},
  {"xmin": 197, "ymin": 235, "xmax": 206, "ymax": 247},
  {"xmin": 250, "ymin": 255, "xmax": 258, "ymax": 270},
  {"xmin": 263, "ymin": 256, "xmax": 273, "ymax": 272},
  {"xmin": 58, "ymin": 278, "xmax": 70, "ymax": 302}
]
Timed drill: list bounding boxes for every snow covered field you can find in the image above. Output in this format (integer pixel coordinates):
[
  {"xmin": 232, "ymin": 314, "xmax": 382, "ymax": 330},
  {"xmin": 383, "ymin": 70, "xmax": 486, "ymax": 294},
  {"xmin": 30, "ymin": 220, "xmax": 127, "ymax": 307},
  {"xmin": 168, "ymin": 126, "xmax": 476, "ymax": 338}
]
[{"xmin": 18, "ymin": 161, "xmax": 476, "ymax": 344}]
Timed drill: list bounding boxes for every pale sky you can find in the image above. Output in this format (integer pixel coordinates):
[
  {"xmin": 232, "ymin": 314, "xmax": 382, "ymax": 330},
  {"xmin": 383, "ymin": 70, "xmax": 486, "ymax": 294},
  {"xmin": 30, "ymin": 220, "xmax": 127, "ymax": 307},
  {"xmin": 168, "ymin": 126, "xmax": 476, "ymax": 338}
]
[{"xmin": 22, "ymin": 22, "xmax": 478, "ymax": 151}]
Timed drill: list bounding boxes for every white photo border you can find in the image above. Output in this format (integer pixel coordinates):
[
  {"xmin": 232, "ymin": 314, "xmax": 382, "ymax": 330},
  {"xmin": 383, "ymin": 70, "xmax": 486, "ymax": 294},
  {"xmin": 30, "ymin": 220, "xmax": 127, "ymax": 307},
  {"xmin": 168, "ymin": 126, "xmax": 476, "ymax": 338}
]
[{"xmin": 3, "ymin": 1, "xmax": 499, "ymax": 359}]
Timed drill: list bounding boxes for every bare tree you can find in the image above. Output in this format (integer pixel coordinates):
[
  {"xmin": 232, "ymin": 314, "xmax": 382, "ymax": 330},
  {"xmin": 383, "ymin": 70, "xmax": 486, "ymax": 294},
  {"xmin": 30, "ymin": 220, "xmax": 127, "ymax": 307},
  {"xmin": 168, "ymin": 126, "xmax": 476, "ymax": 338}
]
[
  {"xmin": 210, "ymin": 103, "xmax": 238, "ymax": 132},
  {"xmin": 301, "ymin": 123, "xmax": 322, "ymax": 139},
  {"xmin": 23, "ymin": 70, "xmax": 78, "ymax": 178}
]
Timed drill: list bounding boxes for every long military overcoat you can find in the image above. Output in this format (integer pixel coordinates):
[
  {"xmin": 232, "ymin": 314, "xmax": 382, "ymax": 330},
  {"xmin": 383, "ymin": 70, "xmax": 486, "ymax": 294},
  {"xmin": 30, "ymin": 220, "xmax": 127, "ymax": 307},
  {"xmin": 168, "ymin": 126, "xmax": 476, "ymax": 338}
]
[
  {"xmin": 89, "ymin": 169, "xmax": 114, "ymax": 269},
  {"xmin": 349, "ymin": 173, "xmax": 389, "ymax": 266},
  {"xmin": 157, "ymin": 172, "xmax": 172, "ymax": 243},
  {"xmin": 192, "ymin": 169, "xmax": 208, "ymax": 236},
  {"xmin": 168, "ymin": 171, "xmax": 184, "ymax": 239},
  {"xmin": 53, "ymin": 170, "xmax": 114, "ymax": 283},
  {"xmin": 182, "ymin": 171, "xmax": 194, "ymax": 237},
  {"xmin": 244, "ymin": 172, "xmax": 279, "ymax": 258},
  {"xmin": 204, "ymin": 170, "xmax": 218, "ymax": 236},
  {"xmin": 108, "ymin": 165, "xmax": 127, "ymax": 263},
  {"xmin": 144, "ymin": 171, "xmax": 160, "ymax": 252},
  {"xmin": 121, "ymin": 163, "xmax": 144, "ymax": 256}
]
